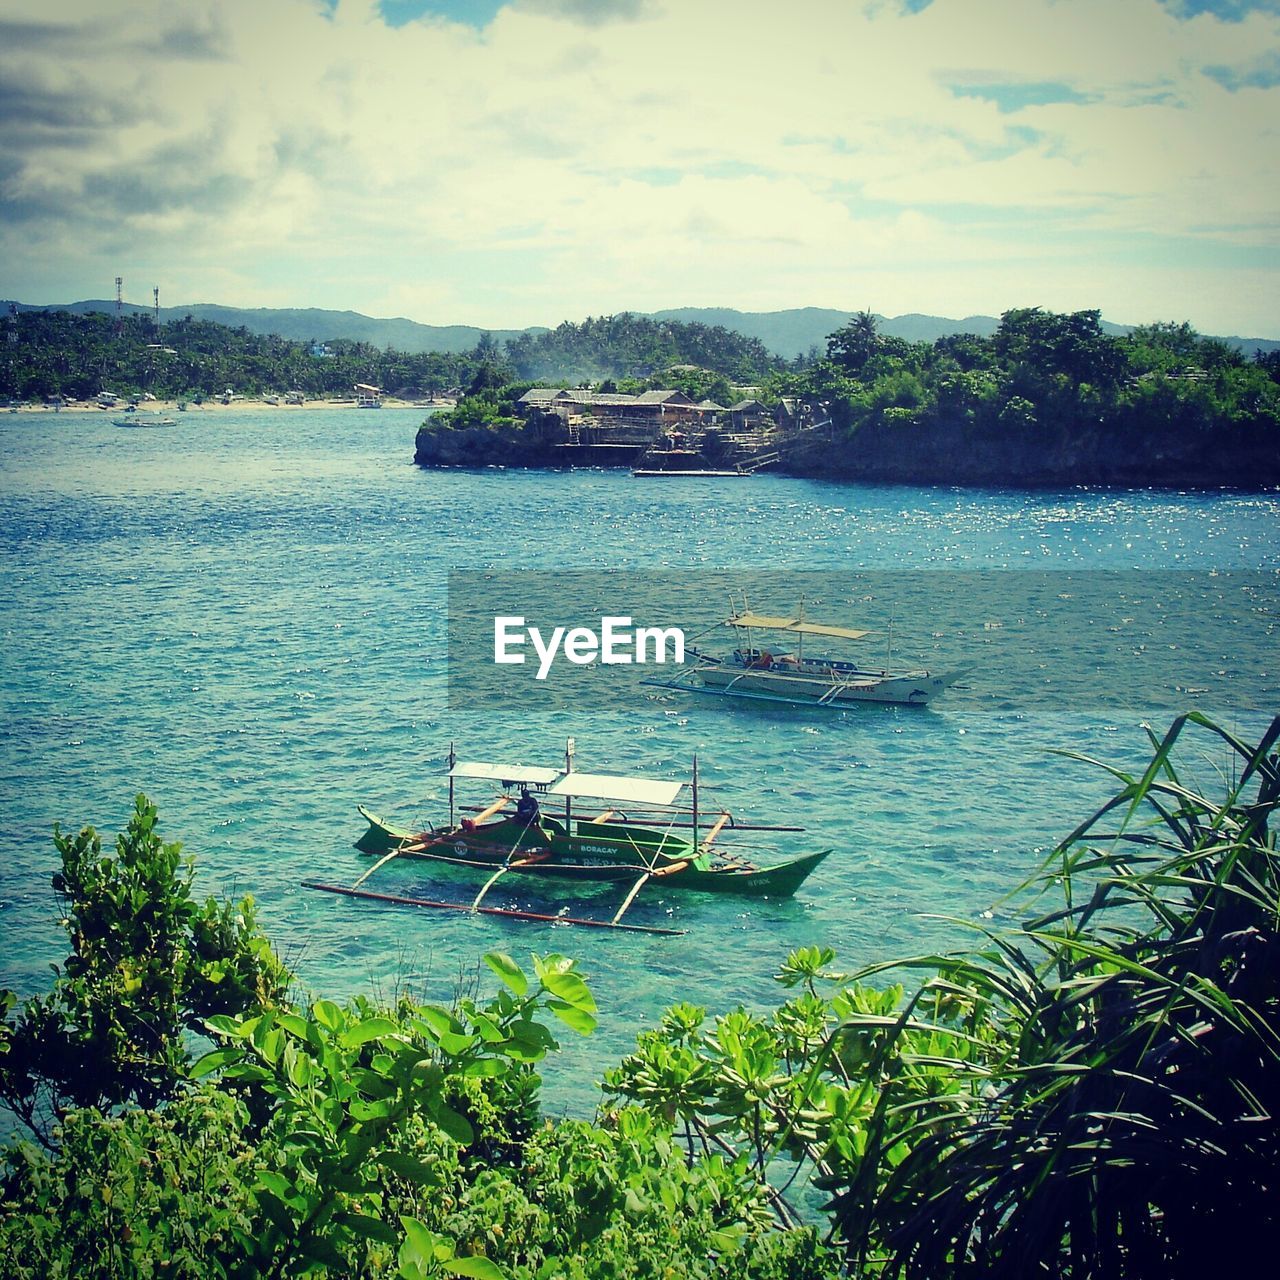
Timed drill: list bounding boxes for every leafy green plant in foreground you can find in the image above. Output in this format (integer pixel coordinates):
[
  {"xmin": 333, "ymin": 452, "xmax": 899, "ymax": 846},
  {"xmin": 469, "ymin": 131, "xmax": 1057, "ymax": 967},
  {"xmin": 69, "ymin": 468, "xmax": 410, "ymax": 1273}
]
[
  {"xmin": 6, "ymin": 713, "xmax": 1274, "ymax": 1277},
  {"xmin": 2, "ymin": 939, "xmax": 828, "ymax": 1278},
  {"xmin": 605, "ymin": 712, "xmax": 1280, "ymax": 1277},
  {"xmin": 186, "ymin": 951, "xmax": 597, "ymax": 1276},
  {"xmin": 0, "ymin": 794, "xmax": 288, "ymax": 1143}
]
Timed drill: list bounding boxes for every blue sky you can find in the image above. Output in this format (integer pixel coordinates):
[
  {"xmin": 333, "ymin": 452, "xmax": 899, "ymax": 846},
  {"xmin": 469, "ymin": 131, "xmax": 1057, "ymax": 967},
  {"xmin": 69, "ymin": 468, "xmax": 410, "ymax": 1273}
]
[
  {"xmin": 376, "ymin": 1, "xmax": 506, "ymax": 25},
  {"xmin": 1, "ymin": 0, "xmax": 1277, "ymax": 335},
  {"xmin": 373, "ymin": 0, "xmax": 1280, "ymax": 26}
]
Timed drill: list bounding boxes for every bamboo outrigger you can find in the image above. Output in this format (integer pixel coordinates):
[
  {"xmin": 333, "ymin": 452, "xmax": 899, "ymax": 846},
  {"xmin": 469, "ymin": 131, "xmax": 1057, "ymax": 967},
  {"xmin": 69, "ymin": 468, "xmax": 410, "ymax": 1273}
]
[{"xmin": 303, "ymin": 739, "xmax": 831, "ymax": 935}]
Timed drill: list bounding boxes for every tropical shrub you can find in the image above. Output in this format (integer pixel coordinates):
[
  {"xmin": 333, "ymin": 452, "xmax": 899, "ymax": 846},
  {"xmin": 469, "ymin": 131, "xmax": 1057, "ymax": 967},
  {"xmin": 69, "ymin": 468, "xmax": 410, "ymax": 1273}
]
[
  {"xmin": 1, "ymin": 805, "xmax": 831, "ymax": 1279},
  {"xmin": 5, "ymin": 714, "xmax": 1275, "ymax": 1277},
  {"xmin": 0, "ymin": 794, "xmax": 288, "ymax": 1141},
  {"xmin": 606, "ymin": 712, "xmax": 1280, "ymax": 1277}
]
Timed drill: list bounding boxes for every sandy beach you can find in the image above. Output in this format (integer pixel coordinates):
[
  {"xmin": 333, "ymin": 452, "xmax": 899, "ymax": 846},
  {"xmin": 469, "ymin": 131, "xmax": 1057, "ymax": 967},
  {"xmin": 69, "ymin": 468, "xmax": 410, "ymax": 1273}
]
[{"xmin": 7, "ymin": 395, "xmax": 450, "ymax": 415}]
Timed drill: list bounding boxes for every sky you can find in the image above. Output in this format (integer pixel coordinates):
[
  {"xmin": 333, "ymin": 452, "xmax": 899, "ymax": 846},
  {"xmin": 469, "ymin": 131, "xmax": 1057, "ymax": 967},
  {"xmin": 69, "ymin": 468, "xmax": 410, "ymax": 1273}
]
[{"xmin": 1, "ymin": 0, "xmax": 1278, "ymax": 336}]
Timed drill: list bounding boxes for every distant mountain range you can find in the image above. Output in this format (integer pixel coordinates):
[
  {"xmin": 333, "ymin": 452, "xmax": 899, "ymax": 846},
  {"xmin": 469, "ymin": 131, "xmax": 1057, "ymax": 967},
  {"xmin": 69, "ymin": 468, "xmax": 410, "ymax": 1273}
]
[
  {"xmin": 649, "ymin": 306, "xmax": 1027, "ymax": 354},
  {"xmin": 10, "ymin": 299, "xmax": 1277, "ymax": 358},
  {"xmin": 8, "ymin": 300, "xmax": 540, "ymax": 354}
]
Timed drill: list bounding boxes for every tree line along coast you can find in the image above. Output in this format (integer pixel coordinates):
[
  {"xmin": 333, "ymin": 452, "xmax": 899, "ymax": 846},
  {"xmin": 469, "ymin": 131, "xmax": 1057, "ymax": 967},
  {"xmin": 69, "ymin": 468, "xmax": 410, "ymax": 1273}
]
[{"xmin": 5, "ymin": 305, "xmax": 1278, "ymax": 486}]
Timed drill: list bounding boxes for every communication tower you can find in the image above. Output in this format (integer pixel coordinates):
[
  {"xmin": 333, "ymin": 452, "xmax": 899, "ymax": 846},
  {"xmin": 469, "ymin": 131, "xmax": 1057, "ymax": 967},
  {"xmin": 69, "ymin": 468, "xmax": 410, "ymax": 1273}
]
[
  {"xmin": 115, "ymin": 276, "xmax": 123, "ymax": 335},
  {"xmin": 153, "ymin": 286, "xmax": 159, "ymax": 325}
]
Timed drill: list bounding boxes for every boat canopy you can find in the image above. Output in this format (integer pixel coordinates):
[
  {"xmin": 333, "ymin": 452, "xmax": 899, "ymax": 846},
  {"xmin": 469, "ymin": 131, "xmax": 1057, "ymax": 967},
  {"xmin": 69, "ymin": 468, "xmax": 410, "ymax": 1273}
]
[
  {"xmin": 449, "ymin": 761, "xmax": 684, "ymax": 807},
  {"xmin": 546, "ymin": 772, "xmax": 684, "ymax": 808},
  {"xmin": 725, "ymin": 612, "xmax": 871, "ymax": 641},
  {"xmin": 449, "ymin": 762, "xmax": 562, "ymax": 786}
]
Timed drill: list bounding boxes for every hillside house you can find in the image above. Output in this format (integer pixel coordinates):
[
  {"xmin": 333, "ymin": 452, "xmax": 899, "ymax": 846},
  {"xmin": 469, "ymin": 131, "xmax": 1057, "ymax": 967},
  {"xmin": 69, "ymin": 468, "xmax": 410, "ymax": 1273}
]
[
  {"xmin": 728, "ymin": 398, "xmax": 772, "ymax": 431},
  {"xmin": 517, "ymin": 387, "xmax": 711, "ymax": 429}
]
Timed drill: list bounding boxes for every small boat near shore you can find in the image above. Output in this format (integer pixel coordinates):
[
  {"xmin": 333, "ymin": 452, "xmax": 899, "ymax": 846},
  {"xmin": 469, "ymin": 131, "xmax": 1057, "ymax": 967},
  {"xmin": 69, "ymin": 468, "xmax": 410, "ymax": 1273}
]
[
  {"xmin": 647, "ymin": 606, "xmax": 966, "ymax": 708},
  {"xmin": 114, "ymin": 411, "xmax": 177, "ymax": 427},
  {"xmin": 304, "ymin": 741, "xmax": 831, "ymax": 934},
  {"xmin": 632, "ymin": 468, "xmax": 749, "ymax": 478}
]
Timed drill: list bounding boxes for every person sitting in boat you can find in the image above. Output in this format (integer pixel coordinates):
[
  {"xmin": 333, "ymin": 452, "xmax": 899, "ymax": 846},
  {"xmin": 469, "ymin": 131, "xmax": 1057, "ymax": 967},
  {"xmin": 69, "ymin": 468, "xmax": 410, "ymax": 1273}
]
[{"xmin": 515, "ymin": 788, "xmax": 541, "ymax": 827}]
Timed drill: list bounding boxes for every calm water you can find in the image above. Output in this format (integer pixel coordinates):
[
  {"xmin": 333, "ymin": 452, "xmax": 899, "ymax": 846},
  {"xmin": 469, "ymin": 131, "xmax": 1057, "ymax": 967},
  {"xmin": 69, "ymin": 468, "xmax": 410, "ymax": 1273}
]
[{"xmin": 2, "ymin": 407, "xmax": 1277, "ymax": 1111}]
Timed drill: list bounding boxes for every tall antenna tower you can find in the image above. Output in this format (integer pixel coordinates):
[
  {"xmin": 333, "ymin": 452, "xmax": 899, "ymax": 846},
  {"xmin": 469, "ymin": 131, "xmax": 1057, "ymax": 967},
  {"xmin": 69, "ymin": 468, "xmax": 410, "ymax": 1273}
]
[
  {"xmin": 153, "ymin": 286, "xmax": 159, "ymax": 325},
  {"xmin": 115, "ymin": 276, "xmax": 123, "ymax": 335}
]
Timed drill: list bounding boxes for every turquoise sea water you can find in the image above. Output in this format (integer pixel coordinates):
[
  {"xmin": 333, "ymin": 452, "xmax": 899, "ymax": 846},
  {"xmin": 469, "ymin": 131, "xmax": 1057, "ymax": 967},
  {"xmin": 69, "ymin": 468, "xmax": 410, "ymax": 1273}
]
[{"xmin": 2, "ymin": 407, "xmax": 1277, "ymax": 1112}]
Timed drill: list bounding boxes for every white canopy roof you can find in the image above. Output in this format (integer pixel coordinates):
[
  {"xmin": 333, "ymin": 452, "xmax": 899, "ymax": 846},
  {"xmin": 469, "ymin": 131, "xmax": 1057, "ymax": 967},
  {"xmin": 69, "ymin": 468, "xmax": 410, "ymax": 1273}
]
[
  {"xmin": 725, "ymin": 612, "xmax": 871, "ymax": 641},
  {"xmin": 448, "ymin": 761, "xmax": 683, "ymax": 806},
  {"xmin": 546, "ymin": 772, "xmax": 684, "ymax": 807},
  {"xmin": 449, "ymin": 762, "xmax": 561, "ymax": 786}
]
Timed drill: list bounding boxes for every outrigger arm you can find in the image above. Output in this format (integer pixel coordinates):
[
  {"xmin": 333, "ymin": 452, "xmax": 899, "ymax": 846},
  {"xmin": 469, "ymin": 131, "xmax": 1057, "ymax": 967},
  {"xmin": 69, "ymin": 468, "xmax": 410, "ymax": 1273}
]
[
  {"xmin": 471, "ymin": 855, "xmax": 538, "ymax": 911},
  {"xmin": 352, "ymin": 838, "xmax": 420, "ymax": 890},
  {"xmin": 469, "ymin": 817, "xmax": 543, "ymax": 912},
  {"xmin": 353, "ymin": 793, "xmax": 514, "ymax": 893},
  {"xmin": 353, "ymin": 814, "xmax": 442, "ymax": 885},
  {"xmin": 609, "ymin": 858, "xmax": 690, "ymax": 927}
]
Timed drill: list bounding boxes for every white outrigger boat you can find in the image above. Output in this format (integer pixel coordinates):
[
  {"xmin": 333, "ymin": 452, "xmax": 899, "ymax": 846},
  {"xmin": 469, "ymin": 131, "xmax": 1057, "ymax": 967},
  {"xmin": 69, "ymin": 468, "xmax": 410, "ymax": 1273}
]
[{"xmin": 647, "ymin": 607, "xmax": 965, "ymax": 708}]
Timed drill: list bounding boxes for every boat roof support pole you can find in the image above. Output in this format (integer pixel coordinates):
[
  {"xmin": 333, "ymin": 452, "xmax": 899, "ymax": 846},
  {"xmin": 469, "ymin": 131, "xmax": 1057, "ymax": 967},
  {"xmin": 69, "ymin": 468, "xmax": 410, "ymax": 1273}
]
[
  {"xmin": 692, "ymin": 754, "xmax": 699, "ymax": 846},
  {"xmin": 565, "ymin": 736, "xmax": 575, "ymax": 825},
  {"xmin": 448, "ymin": 741, "xmax": 456, "ymax": 828}
]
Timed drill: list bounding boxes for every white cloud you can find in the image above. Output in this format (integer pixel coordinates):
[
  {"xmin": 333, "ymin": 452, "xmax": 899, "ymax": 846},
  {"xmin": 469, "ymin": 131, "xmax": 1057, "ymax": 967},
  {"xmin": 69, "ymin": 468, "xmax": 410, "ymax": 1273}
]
[{"xmin": 0, "ymin": 0, "xmax": 1276, "ymax": 334}]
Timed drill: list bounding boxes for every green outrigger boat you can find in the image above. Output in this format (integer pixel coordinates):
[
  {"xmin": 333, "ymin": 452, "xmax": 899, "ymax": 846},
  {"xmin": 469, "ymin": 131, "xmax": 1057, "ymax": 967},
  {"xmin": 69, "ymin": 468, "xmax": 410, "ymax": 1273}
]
[{"xmin": 304, "ymin": 742, "xmax": 832, "ymax": 935}]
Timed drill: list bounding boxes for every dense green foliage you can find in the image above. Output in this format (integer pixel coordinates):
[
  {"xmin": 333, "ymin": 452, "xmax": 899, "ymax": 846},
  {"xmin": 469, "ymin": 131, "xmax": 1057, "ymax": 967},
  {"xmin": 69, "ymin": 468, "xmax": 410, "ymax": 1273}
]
[
  {"xmin": 1, "ymin": 310, "xmax": 779, "ymax": 404},
  {"xmin": 606, "ymin": 712, "xmax": 1280, "ymax": 1276},
  {"xmin": 3, "ymin": 716, "xmax": 1277, "ymax": 1276},
  {"xmin": 769, "ymin": 308, "xmax": 1279, "ymax": 481},
  {"xmin": 504, "ymin": 314, "xmax": 783, "ymax": 384},
  {"xmin": 0, "ymin": 796, "xmax": 288, "ymax": 1144},
  {"xmin": 0, "ymin": 311, "xmax": 479, "ymax": 401},
  {"xmin": 803, "ymin": 306, "xmax": 1280, "ymax": 420}
]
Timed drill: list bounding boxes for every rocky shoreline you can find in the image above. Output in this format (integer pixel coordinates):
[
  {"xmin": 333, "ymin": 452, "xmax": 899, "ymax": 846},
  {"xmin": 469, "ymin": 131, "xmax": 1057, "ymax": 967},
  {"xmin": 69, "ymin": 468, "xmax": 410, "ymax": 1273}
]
[{"xmin": 414, "ymin": 417, "xmax": 1279, "ymax": 489}]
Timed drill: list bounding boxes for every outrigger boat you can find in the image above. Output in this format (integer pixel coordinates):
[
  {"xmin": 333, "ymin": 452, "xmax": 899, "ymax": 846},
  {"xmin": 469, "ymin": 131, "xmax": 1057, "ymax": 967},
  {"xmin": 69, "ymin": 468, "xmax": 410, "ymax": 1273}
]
[
  {"xmin": 303, "ymin": 741, "xmax": 831, "ymax": 936},
  {"xmin": 646, "ymin": 605, "xmax": 965, "ymax": 708}
]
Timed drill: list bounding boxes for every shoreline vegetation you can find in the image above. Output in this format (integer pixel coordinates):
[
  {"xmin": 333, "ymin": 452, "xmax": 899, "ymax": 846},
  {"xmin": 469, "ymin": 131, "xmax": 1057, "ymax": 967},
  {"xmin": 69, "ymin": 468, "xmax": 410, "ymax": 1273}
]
[
  {"xmin": 415, "ymin": 309, "xmax": 1280, "ymax": 489},
  {"xmin": 10, "ymin": 395, "xmax": 437, "ymax": 415},
  {"xmin": 1, "ymin": 713, "xmax": 1277, "ymax": 1277},
  {"xmin": 6, "ymin": 303, "xmax": 1278, "ymax": 487}
]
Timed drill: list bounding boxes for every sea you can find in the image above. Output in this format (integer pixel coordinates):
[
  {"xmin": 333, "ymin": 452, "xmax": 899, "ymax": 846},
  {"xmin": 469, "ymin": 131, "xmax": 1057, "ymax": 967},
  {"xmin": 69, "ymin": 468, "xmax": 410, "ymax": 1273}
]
[{"xmin": 1, "ymin": 405, "xmax": 1277, "ymax": 1115}]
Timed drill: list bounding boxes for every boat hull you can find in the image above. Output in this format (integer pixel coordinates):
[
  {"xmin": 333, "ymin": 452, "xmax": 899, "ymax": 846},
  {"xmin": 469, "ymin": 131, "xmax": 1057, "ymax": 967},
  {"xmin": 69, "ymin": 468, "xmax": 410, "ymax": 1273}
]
[
  {"xmin": 696, "ymin": 664, "xmax": 960, "ymax": 705},
  {"xmin": 355, "ymin": 806, "xmax": 829, "ymax": 898}
]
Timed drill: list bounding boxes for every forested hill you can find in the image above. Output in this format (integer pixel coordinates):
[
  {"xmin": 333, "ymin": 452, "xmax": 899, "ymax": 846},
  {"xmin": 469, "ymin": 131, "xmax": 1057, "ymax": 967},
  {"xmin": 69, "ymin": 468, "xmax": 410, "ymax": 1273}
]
[
  {"xmin": 0, "ymin": 310, "xmax": 482, "ymax": 402},
  {"xmin": 17, "ymin": 298, "xmax": 1278, "ymax": 361},
  {"xmin": 0, "ymin": 310, "xmax": 784, "ymax": 401},
  {"xmin": 8, "ymin": 300, "xmax": 535, "ymax": 355},
  {"xmin": 503, "ymin": 314, "xmax": 783, "ymax": 382}
]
